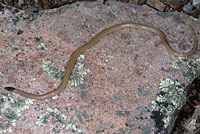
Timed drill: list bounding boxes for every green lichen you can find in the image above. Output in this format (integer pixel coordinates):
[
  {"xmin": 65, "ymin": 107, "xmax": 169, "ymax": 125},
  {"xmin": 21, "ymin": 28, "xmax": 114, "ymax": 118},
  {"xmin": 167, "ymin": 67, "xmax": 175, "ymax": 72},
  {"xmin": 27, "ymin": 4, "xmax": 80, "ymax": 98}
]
[
  {"xmin": 189, "ymin": 16, "xmax": 199, "ymax": 21},
  {"xmin": 151, "ymin": 78, "xmax": 186, "ymax": 123},
  {"xmin": 37, "ymin": 43, "xmax": 47, "ymax": 50},
  {"xmin": 184, "ymin": 58, "xmax": 200, "ymax": 82},
  {"xmin": 11, "ymin": 45, "xmax": 19, "ymax": 52},
  {"xmin": 36, "ymin": 108, "xmax": 82, "ymax": 133},
  {"xmin": 69, "ymin": 55, "xmax": 90, "ymax": 86},
  {"xmin": 151, "ymin": 57, "xmax": 200, "ymax": 133},
  {"xmin": 0, "ymin": 49, "xmax": 5, "ymax": 53},
  {"xmin": 1, "ymin": 29, "xmax": 7, "ymax": 34},
  {"xmin": 0, "ymin": 72, "xmax": 3, "ymax": 80},
  {"xmin": 42, "ymin": 60, "xmax": 65, "ymax": 81},
  {"xmin": 0, "ymin": 93, "xmax": 34, "ymax": 133},
  {"xmin": 171, "ymin": 57, "xmax": 188, "ymax": 69},
  {"xmin": 36, "ymin": 108, "xmax": 66, "ymax": 126},
  {"xmin": 172, "ymin": 57, "xmax": 200, "ymax": 82},
  {"xmin": 42, "ymin": 54, "xmax": 90, "ymax": 86},
  {"xmin": 65, "ymin": 123, "xmax": 82, "ymax": 133}
]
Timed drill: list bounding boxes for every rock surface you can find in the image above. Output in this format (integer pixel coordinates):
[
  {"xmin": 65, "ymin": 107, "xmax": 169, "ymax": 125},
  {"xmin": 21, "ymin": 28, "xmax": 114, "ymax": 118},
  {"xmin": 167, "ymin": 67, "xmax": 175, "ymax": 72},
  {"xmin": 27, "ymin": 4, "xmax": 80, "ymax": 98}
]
[{"xmin": 0, "ymin": 2, "xmax": 199, "ymax": 134}]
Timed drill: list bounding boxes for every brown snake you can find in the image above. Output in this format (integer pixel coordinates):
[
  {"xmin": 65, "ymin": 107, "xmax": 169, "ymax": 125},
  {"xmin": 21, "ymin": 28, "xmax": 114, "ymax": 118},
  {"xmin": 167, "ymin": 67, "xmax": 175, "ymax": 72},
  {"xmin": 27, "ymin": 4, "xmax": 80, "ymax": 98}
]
[{"xmin": 4, "ymin": 22, "xmax": 198, "ymax": 100}]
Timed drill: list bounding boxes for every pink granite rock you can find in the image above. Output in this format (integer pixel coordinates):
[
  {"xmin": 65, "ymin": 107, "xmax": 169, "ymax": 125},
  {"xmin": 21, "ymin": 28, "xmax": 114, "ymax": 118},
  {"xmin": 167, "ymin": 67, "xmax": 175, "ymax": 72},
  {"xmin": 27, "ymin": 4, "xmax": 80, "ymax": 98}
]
[{"xmin": 0, "ymin": 2, "xmax": 199, "ymax": 134}]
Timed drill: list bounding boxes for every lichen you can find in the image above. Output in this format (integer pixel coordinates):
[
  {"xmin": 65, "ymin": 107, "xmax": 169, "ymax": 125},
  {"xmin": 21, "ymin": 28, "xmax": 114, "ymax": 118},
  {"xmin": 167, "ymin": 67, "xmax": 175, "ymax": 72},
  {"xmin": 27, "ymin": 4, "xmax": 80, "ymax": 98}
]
[
  {"xmin": 11, "ymin": 45, "xmax": 19, "ymax": 52},
  {"xmin": 42, "ymin": 54, "xmax": 90, "ymax": 87},
  {"xmin": 189, "ymin": 16, "xmax": 199, "ymax": 21},
  {"xmin": 171, "ymin": 57, "xmax": 188, "ymax": 69},
  {"xmin": 37, "ymin": 43, "xmax": 47, "ymax": 50},
  {"xmin": 0, "ymin": 72, "xmax": 3, "ymax": 80},
  {"xmin": 151, "ymin": 78, "xmax": 186, "ymax": 124},
  {"xmin": 0, "ymin": 93, "xmax": 34, "ymax": 133},
  {"xmin": 51, "ymin": 95, "xmax": 58, "ymax": 100},
  {"xmin": 42, "ymin": 60, "xmax": 65, "ymax": 81},
  {"xmin": 69, "ymin": 55, "xmax": 90, "ymax": 86},
  {"xmin": 36, "ymin": 108, "xmax": 82, "ymax": 133},
  {"xmin": 151, "ymin": 57, "xmax": 200, "ymax": 133},
  {"xmin": 1, "ymin": 29, "xmax": 7, "ymax": 34},
  {"xmin": 172, "ymin": 57, "xmax": 200, "ymax": 82},
  {"xmin": 0, "ymin": 49, "xmax": 5, "ymax": 53},
  {"xmin": 184, "ymin": 58, "xmax": 200, "ymax": 82},
  {"xmin": 36, "ymin": 108, "xmax": 66, "ymax": 126}
]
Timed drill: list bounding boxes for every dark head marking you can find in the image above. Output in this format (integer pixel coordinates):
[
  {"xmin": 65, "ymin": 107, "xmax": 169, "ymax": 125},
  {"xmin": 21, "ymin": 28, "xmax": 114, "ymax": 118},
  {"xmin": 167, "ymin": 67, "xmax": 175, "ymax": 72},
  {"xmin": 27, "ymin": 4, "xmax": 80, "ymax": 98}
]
[{"xmin": 4, "ymin": 87, "xmax": 16, "ymax": 92}]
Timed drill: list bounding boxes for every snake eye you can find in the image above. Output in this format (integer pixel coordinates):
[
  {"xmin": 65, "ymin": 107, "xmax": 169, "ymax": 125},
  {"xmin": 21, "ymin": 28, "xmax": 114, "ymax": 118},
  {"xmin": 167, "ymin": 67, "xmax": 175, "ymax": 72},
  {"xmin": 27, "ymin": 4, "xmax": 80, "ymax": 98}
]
[{"xmin": 4, "ymin": 87, "xmax": 16, "ymax": 92}]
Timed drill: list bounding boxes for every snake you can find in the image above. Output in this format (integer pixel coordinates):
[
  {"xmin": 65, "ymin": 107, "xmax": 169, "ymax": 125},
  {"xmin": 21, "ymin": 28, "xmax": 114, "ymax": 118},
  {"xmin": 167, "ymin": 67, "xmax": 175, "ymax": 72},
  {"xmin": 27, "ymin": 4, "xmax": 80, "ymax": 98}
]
[{"xmin": 4, "ymin": 22, "xmax": 198, "ymax": 100}]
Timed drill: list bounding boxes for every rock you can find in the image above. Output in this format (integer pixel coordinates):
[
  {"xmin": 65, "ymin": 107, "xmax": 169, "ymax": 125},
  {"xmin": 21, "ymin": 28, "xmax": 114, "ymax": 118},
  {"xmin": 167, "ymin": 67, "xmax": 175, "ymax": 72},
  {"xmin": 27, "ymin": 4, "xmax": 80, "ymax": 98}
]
[
  {"xmin": 162, "ymin": 0, "xmax": 182, "ymax": 9},
  {"xmin": 183, "ymin": 2, "xmax": 193, "ymax": 13},
  {"xmin": 193, "ymin": 0, "xmax": 200, "ymax": 7},
  {"xmin": 0, "ymin": 2, "xmax": 199, "ymax": 134},
  {"xmin": 146, "ymin": 0, "xmax": 168, "ymax": 11}
]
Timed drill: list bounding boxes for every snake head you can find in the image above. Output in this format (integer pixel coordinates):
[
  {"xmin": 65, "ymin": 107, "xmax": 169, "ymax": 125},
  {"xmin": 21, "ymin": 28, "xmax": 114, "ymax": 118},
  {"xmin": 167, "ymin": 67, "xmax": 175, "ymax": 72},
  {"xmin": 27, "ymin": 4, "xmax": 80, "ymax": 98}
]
[{"xmin": 4, "ymin": 87, "xmax": 16, "ymax": 92}]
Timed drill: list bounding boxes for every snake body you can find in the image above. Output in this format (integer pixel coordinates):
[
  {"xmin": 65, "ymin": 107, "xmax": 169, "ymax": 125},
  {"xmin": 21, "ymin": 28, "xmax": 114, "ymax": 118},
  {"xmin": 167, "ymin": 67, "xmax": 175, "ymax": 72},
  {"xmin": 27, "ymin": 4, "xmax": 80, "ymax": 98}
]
[{"xmin": 4, "ymin": 22, "xmax": 198, "ymax": 99}]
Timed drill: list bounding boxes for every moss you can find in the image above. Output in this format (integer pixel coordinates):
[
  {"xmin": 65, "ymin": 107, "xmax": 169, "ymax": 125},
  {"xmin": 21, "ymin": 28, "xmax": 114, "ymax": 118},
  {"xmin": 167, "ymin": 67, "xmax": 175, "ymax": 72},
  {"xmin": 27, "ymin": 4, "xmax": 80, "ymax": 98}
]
[
  {"xmin": 36, "ymin": 108, "xmax": 82, "ymax": 133},
  {"xmin": 0, "ymin": 93, "xmax": 34, "ymax": 133}
]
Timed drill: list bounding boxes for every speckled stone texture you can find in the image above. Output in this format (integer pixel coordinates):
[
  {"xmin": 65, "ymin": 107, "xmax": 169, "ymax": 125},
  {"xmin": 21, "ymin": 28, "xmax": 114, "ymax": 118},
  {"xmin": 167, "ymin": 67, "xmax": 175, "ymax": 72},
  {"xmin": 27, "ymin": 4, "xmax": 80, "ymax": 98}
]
[{"xmin": 0, "ymin": 2, "xmax": 199, "ymax": 134}]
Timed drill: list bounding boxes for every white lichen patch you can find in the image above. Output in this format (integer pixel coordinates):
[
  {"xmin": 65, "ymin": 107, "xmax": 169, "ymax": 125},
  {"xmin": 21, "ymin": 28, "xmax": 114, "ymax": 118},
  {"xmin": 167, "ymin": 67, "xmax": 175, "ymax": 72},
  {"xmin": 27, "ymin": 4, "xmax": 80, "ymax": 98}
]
[
  {"xmin": 64, "ymin": 123, "xmax": 78, "ymax": 131},
  {"xmin": 0, "ymin": 93, "xmax": 34, "ymax": 133},
  {"xmin": 37, "ymin": 43, "xmax": 47, "ymax": 50},
  {"xmin": 42, "ymin": 54, "xmax": 90, "ymax": 87},
  {"xmin": 151, "ymin": 78, "xmax": 186, "ymax": 124},
  {"xmin": 51, "ymin": 95, "xmax": 59, "ymax": 100},
  {"xmin": 36, "ymin": 108, "xmax": 82, "ymax": 133},
  {"xmin": 172, "ymin": 57, "xmax": 200, "ymax": 82}
]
